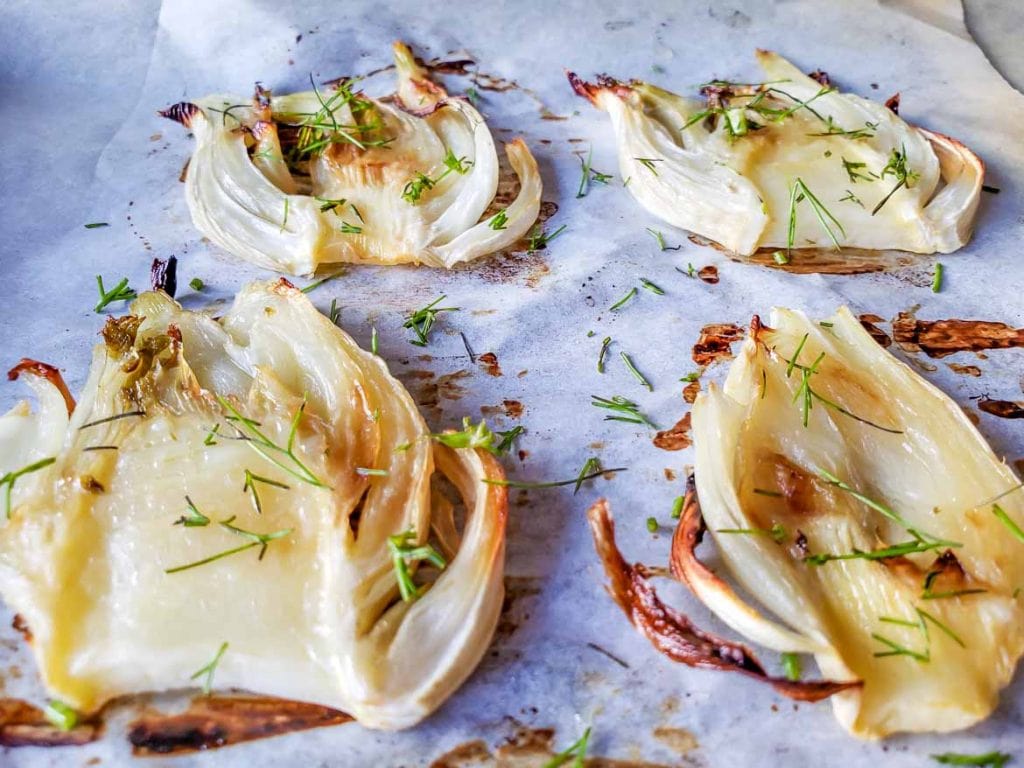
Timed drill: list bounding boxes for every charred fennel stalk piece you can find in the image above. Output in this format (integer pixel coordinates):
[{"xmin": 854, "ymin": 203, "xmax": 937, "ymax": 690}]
[{"xmin": 161, "ymin": 42, "xmax": 542, "ymax": 274}]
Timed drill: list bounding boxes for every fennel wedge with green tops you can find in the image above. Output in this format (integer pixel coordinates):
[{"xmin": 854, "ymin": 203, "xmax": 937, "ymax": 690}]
[
  {"xmin": 569, "ymin": 51, "xmax": 982, "ymax": 257},
  {"xmin": 0, "ymin": 279, "xmax": 507, "ymax": 730},
  {"xmin": 162, "ymin": 42, "xmax": 541, "ymax": 275}
]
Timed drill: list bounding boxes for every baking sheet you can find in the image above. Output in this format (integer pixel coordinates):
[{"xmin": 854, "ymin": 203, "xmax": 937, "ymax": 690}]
[{"xmin": 2, "ymin": 0, "xmax": 1024, "ymax": 764}]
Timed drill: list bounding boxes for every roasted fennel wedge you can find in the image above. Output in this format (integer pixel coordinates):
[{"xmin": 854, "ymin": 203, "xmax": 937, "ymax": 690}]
[
  {"xmin": 161, "ymin": 42, "xmax": 541, "ymax": 275},
  {"xmin": 569, "ymin": 51, "xmax": 983, "ymax": 257},
  {"xmin": 0, "ymin": 280, "xmax": 507, "ymax": 730},
  {"xmin": 590, "ymin": 307, "xmax": 1023, "ymax": 739}
]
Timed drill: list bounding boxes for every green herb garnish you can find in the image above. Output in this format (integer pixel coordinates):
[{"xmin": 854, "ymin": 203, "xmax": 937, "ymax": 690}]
[
  {"xmin": 932, "ymin": 263, "xmax": 944, "ymax": 293},
  {"xmin": 217, "ymin": 395, "xmax": 328, "ymax": 488},
  {"xmin": 620, "ymin": 352, "xmax": 653, "ymax": 391},
  {"xmin": 640, "ymin": 277, "xmax": 664, "ymax": 295},
  {"xmin": 542, "ymin": 726, "xmax": 591, "ymax": 768},
  {"xmin": 243, "ymin": 469, "xmax": 290, "ymax": 515},
  {"xmin": 597, "ymin": 336, "xmax": 612, "ymax": 373},
  {"xmin": 932, "ymin": 752, "xmax": 1012, "ymax": 767},
  {"xmin": 190, "ymin": 641, "xmax": 228, "ymax": 695},
  {"xmin": 403, "ymin": 295, "xmax": 459, "ymax": 347},
  {"xmin": 527, "ymin": 223, "xmax": 567, "ymax": 253},
  {"xmin": 872, "ymin": 144, "xmax": 920, "ymax": 215},
  {"xmin": 591, "ymin": 394, "xmax": 656, "ymax": 428},
  {"xmin": 388, "ymin": 528, "xmax": 447, "ymax": 602},
  {"xmin": 165, "ymin": 517, "xmax": 293, "ymax": 574},
  {"xmin": 609, "ymin": 287, "xmax": 637, "ymax": 311},
  {"xmin": 43, "ymin": 701, "xmax": 78, "ymax": 732},
  {"xmin": 2, "ymin": 456, "xmax": 56, "ymax": 518},
  {"xmin": 489, "ymin": 210, "xmax": 508, "ymax": 230},
  {"xmin": 94, "ymin": 276, "xmax": 137, "ymax": 313},
  {"xmin": 781, "ymin": 652, "xmax": 802, "ymax": 681}
]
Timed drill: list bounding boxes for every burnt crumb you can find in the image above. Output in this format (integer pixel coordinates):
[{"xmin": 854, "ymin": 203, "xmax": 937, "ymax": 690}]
[
  {"xmin": 697, "ymin": 265, "xmax": 720, "ymax": 284},
  {"xmin": 478, "ymin": 352, "xmax": 502, "ymax": 377},
  {"xmin": 978, "ymin": 398, "xmax": 1024, "ymax": 419},
  {"xmin": 11, "ymin": 615, "xmax": 31, "ymax": 643},
  {"xmin": 807, "ymin": 70, "xmax": 831, "ymax": 87},
  {"xmin": 151, "ymin": 256, "xmax": 178, "ymax": 297},
  {"xmin": 653, "ymin": 413, "xmax": 692, "ymax": 451},
  {"xmin": 692, "ymin": 323, "xmax": 744, "ymax": 367},
  {"xmin": 858, "ymin": 314, "xmax": 892, "ymax": 348},
  {"xmin": 503, "ymin": 400, "xmax": 524, "ymax": 418},
  {"xmin": 885, "ymin": 92, "xmax": 900, "ymax": 114}
]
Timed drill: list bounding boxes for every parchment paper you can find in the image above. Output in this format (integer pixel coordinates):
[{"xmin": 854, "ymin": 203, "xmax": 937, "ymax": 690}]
[{"xmin": 2, "ymin": 0, "xmax": 1023, "ymax": 765}]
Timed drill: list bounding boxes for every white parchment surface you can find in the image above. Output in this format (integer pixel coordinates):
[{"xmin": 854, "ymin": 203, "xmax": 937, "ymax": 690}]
[{"xmin": 1, "ymin": 0, "xmax": 1023, "ymax": 765}]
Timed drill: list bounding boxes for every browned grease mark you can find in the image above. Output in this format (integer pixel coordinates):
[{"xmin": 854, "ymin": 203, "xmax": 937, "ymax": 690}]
[
  {"xmin": 652, "ymin": 725, "xmax": 699, "ymax": 755},
  {"xmin": 892, "ymin": 314, "xmax": 1024, "ymax": 358},
  {"xmin": 497, "ymin": 575, "xmax": 542, "ymax": 638},
  {"xmin": 11, "ymin": 614, "xmax": 31, "ymax": 643},
  {"xmin": 744, "ymin": 247, "xmax": 916, "ymax": 274},
  {"xmin": 478, "ymin": 352, "xmax": 502, "ymax": 377},
  {"xmin": 947, "ymin": 363, "xmax": 982, "ymax": 377},
  {"xmin": 683, "ymin": 380, "xmax": 701, "ymax": 404},
  {"xmin": 503, "ymin": 400, "xmax": 524, "ymax": 419},
  {"xmin": 664, "ymin": 468, "xmax": 677, "ymax": 481},
  {"xmin": 653, "ymin": 413, "xmax": 692, "ymax": 451},
  {"xmin": 692, "ymin": 323, "xmax": 744, "ymax": 367},
  {"xmin": 978, "ymin": 398, "xmax": 1024, "ymax": 419},
  {"xmin": 430, "ymin": 726, "xmax": 672, "ymax": 768},
  {"xmin": 0, "ymin": 699, "xmax": 99, "ymax": 747},
  {"xmin": 858, "ymin": 314, "xmax": 892, "ymax": 348},
  {"xmin": 128, "ymin": 696, "xmax": 352, "ymax": 756},
  {"xmin": 697, "ymin": 265, "xmax": 720, "ymax": 284}
]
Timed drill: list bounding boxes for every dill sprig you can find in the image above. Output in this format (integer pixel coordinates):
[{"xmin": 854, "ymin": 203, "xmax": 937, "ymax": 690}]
[
  {"xmin": 841, "ymin": 157, "xmax": 875, "ymax": 184},
  {"xmin": 216, "ymin": 396, "xmax": 328, "ymax": 488},
  {"xmin": 804, "ymin": 536, "xmax": 957, "ymax": 566},
  {"xmin": 577, "ymin": 148, "xmax": 612, "ymax": 197},
  {"xmin": 488, "ymin": 210, "xmax": 508, "ymax": 230},
  {"xmin": 388, "ymin": 528, "xmax": 447, "ymax": 602},
  {"xmin": 646, "ymin": 228, "xmax": 678, "ymax": 251},
  {"xmin": 288, "ymin": 75, "xmax": 392, "ymax": 157},
  {"xmin": 932, "ymin": 263, "xmax": 944, "ymax": 293},
  {"xmin": 609, "ymin": 287, "xmax": 637, "ymax": 311},
  {"xmin": 807, "ymin": 117, "xmax": 878, "ymax": 139},
  {"xmin": 993, "ymin": 503, "xmax": 1024, "ymax": 543},
  {"xmin": 190, "ymin": 642, "xmax": 228, "ymax": 695},
  {"xmin": 339, "ymin": 221, "xmax": 362, "ymax": 234},
  {"xmin": 403, "ymin": 295, "xmax": 459, "ymax": 347},
  {"xmin": 591, "ymin": 394, "xmax": 657, "ymax": 428},
  {"xmin": 635, "ymin": 157, "xmax": 662, "ymax": 175},
  {"xmin": 243, "ymin": 470, "xmax": 290, "ymax": 515},
  {"xmin": 2, "ymin": 456, "xmax": 56, "ymax": 519},
  {"xmin": 79, "ymin": 410, "xmax": 146, "ymax": 430},
  {"xmin": 781, "ymin": 335, "xmax": 902, "ymax": 433},
  {"xmin": 931, "ymin": 751, "xmax": 1012, "ymax": 767},
  {"xmin": 483, "ymin": 459, "xmax": 627, "ymax": 492},
  {"xmin": 839, "ymin": 189, "xmax": 863, "ymax": 207},
  {"xmin": 94, "ymin": 276, "xmax": 137, "ymax": 313},
  {"xmin": 786, "ymin": 178, "xmax": 846, "ymax": 255},
  {"xmin": 619, "ymin": 352, "xmax": 653, "ymax": 391},
  {"xmin": 542, "ymin": 726, "xmax": 591, "ymax": 768},
  {"xmin": 639, "ymin": 277, "xmax": 664, "ymax": 295},
  {"xmin": 597, "ymin": 336, "xmax": 612, "ymax": 373},
  {"xmin": 402, "ymin": 148, "xmax": 473, "ymax": 204},
  {"xmin": 527, "ymin": 223, "xmax": 567, "ymax": 253},
  {"xmin": 43, "ymin": 701, "xmax": 78, "ymax": 732},
  {"xmin": 872, "ymin": 144, "xmax": 920, "ymax": 215},
  {"xmin": 165, "ymin": 516, "xmax": 293, "ymax": 574},
  {"xmin": 174, "ymin": 496, "xmax": 211, "ymax": 527}
]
